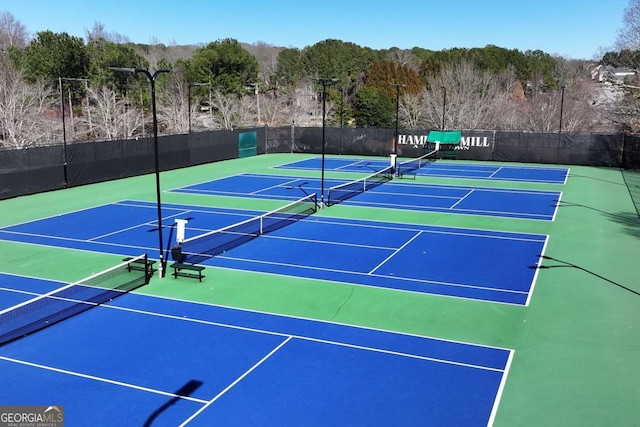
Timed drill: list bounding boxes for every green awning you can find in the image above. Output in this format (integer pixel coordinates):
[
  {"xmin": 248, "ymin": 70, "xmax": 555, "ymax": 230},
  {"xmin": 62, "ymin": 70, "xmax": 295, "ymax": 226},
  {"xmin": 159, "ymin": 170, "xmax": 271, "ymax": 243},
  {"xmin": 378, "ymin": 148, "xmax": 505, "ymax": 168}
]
[{"xmin": 427, "ymin": 130, "xmax": 462, "ymax": 144}]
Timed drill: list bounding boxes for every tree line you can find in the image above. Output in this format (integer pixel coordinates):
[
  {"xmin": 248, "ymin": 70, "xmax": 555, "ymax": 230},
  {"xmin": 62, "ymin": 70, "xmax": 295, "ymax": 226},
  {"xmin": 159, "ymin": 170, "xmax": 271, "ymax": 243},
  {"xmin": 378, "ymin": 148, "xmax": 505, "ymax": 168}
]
[{"xmin": 0, "ymin": 11, "xmax": 629, "ymax": 149}]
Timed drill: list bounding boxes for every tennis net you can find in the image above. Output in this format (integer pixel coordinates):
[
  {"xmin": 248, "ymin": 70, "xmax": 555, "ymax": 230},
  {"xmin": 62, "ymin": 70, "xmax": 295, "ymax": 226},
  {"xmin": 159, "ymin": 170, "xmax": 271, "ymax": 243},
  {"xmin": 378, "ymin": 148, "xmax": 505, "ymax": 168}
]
[
  {"xmin": 0, "ymin": 254, "xmax": 151, "ymax": 346},
  {"xmin": 180, "ymin": 193, "xmax": 318, "ymax": 264},
  {"xmin": 326, "ymin": 166, "xmax": 393, "ymax": 206},
  {"xmin": 396, "ymin": 149, "xmax": 438, "ymax": 178}
]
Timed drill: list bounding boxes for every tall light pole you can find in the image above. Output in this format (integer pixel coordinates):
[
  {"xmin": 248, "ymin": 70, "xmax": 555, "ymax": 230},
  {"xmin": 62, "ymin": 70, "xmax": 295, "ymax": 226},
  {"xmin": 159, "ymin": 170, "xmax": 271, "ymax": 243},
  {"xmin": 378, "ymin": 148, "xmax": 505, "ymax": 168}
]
[
  {"xmin": 559, "ymin": 86, "xmax": 565, "ymax": 134},
  {"xmin": 110, "ymin": 67, "xmax": 172, "ymax": 277},
  {"xmin": 340, "ymin": 86, "xmax": 345, "ymax": 129},
  {"xmin": 339, "ymin": 85, "xmax": 345, "ymax": 154},
  {"xmin": 441, "ymin": 86, "xmax": 447, "ymax": 131},
  {"xmin": 391, "ymin": 83, "xmax": 405, "ymax": 156},
  {"xmin": 311, "ymin": 77, "xmax": 338, "ymax": 208},
  {"xmin": 58, "ymin": 77, "xmax": 90, "ymax": 187},
  {"xmin": 58, "ymin": 77, "xmax": 67, "ymax": 187},
  {"xmin": 251, "ymin": 83, "xmax": 261, "ymax": 124}
]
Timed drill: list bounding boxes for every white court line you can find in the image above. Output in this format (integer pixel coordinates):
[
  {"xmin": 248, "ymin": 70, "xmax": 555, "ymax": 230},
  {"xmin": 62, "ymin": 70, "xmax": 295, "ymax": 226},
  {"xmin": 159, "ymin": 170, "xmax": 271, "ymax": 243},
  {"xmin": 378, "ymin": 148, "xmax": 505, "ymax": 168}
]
[
  {"xmin": 0, "ymin": 356, "xmax": 209, "ymax": 404},
  {"xmin": 268, "ymin": 157, "xmax": 317, "ymax": 170},
  {"xmin": 0, "ymin": 284, "xmax": 511, "ymax": 371},
  {"xmin": 0, "ymin": 229, "xmax": 155, "ymax": 252},
  {"xmin": 264, "ymin": 233, "xmax": 398, "ymax": 251},
  {"xmin": 416, "ymin": 168, "xmax": 567, "ymax": 184},
  {"xmin": 368, "ymin": 231, "xmax": 422, "ymax": 274},
  {"xmin": 217, "ymin": 253, "xmax": 529, "ymax": 297},
  {"xmin": 488, "ymin": 166, "xmax": 503, "ymax": 178},
  {"xmin": 0, "ymin": 286, "xmax": 60, "ymax": 300},
  {"xmin": 144, "ymin": 289, "xmax": 513, "ymax": 351},
  {"xmin": 251, "ymin": 178, "xmax": 303, "ymax": 195},
  {"xmin": 172, "ymin": 187, "xmax": 301, "ymax": 201},
  {"xmin": 116, "ymin": 201, "xmax": 262, "ymax": 222},
  {"xmin": 270, "ymin": 165, "xmax": 317, "ymax": 171},
  {"xmin": 89, "ymin": 211, "xmax": 187, "ymax": 241},
  {"xmin": 420, "ymin": 173, "xmax": 565, "ymax": 184},
  {"xmin": 335, "ymin": 160, "xmax": 370, "ymax": 171},
  {"xmin": 165, "ymin": 172, "xmax": 248, "ymax": 193},
  {"xmin": 449, "ymin": 189, "xmax": 475, "ymax": 210},
  {"xmin": 0, "ymin": 271, "xmax": 514, "ymax": 353},
  {"xmin": 487, "ymin": 350, "xmax": 515, "ymax": 427},
  {"xmin": 115, "ymin": 200, "xmax": 248, "ymax": 216},
  {"xmin": 110, "ymin": 200, "xmax": 552, "ymax": 245},
  {"xmin": 551, "ymin": 191, "xmax": 563, "ymax": 222},
  {"xmin": 334, "ymin": 197, "xmax": 554, "ymax": 221},
  {"xmin": 0, "ymin": 200, "xmax": 125, "ymax": 229},
  {"xmin": 172, "ymin": 188, "xmax": 264, "ymax": 197},
  {"xmin": 525, "ymin": 234, "xmax": 549, "ymax": 307},
  {"xmin": 101, "ymin": 303, "xmax": 503, "ymax": 369},
  {"xmin": 0, "ymin": 218, "xmax": 540, "ymax": 304},
  {"xmin": 272, "ymin": 160, "xmax": 569, "ymax": 184},
  {"xmin": 178, "ymin": 337, "xmax": 292, "ymax": 426},
  {"xmin": 373, "ymin": 181, "xmax": 561, "ymax": 195},
  {"xmin": 301, "ymin": 216, "xmax": 547, "ymax": 242},
  {"xmin": 1, "ymin": 200, "xmax": 208, "ymax": 244}
]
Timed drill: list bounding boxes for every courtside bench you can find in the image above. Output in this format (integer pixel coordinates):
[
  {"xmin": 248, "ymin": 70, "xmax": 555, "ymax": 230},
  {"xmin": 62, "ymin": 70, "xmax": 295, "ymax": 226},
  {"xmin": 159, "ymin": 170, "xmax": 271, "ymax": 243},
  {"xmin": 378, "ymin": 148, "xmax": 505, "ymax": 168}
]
[
  {"xmin": 442, "ymin": 149, "xmax": 457, "ymax": 160},
  {"xmin": 170, "ymin": 262, "xmax": 205, "ymax": 282},
  {"xmin": 123, "ymin": 257, "xmax": 157, "ymax": 275}
]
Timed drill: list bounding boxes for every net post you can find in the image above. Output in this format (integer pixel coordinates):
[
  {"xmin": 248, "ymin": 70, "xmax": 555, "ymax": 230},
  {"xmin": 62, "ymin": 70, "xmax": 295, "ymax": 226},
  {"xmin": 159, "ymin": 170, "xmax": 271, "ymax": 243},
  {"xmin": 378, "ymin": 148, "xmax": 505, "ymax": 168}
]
[
  {"xmin": 390, "ymin": 153, "xmax": 397, "ymax": 177},
  {"xmin": 144, "ymin": 253, "xmax": 150, "ymax": 283}
]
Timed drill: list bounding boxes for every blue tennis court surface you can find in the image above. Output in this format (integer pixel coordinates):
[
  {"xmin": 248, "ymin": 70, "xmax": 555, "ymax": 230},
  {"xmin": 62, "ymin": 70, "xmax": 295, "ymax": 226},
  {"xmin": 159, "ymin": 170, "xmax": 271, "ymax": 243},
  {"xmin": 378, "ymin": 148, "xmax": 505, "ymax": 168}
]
[
  {"xmin": 274, "ymin": 157, "xmax": 570, "ymax": 184},
  {"xmin": 0, "ymin": 200, "xmax": 546, "ymax": 305},
  {"xmin": 0, "ymin": 273, "xmax": 512, "ymax": 425},
  {"xmin": 170, "ymin": 173, "xmax": 562, "ymax": 221}
]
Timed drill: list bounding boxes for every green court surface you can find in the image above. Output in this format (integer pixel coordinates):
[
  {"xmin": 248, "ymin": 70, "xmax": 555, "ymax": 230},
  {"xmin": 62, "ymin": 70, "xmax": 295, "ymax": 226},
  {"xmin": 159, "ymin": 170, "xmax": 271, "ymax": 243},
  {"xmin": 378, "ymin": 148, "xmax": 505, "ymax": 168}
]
[{"xmin": 1, "ymin": 154, "xmax": 639, "ymax": 426}]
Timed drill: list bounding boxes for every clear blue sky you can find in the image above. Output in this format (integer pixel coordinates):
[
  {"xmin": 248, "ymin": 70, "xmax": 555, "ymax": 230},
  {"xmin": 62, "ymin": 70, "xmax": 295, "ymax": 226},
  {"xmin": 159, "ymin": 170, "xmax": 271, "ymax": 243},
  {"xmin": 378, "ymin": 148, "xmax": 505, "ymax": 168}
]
[{"xmin": 1, "ymin": 0, "xmax": 631, "ymax": 59}]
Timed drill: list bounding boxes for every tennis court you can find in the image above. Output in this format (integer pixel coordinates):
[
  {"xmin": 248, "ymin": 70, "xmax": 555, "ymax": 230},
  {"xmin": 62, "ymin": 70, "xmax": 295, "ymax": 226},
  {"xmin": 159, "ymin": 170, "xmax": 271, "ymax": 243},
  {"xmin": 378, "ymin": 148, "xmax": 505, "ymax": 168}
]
[
  {"xmin": 1, "ymin": 153, "xmax": 638, "ymax": 426},
  {"xmin": 0, "ymin": 199, "xmax": 545, "ymax": 305},
  {"xmin": 170, "ymin": 173, "xmax": 562, "ymax": 220},
  {"xmin": 0, "ymin": 272, "xmax": 511, "ymax": 426},
  {"xmin": 274, "ymin": 156, "xmax": 570, "ymax": 184}
]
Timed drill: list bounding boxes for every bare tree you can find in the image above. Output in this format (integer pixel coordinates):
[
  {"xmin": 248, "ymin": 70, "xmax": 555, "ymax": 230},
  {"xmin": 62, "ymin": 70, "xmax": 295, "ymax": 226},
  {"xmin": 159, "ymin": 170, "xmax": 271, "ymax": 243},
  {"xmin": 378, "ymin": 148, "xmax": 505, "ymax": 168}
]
[
  {"xmin": 236, "ymin": 94, "xmax": 256, "ymax": 128},
  {"xmin": 492, "ymin": 68, "xmax": 524, "ymax": 130},
  {"xmin": 260, "ymin": 94, "xmax": 290, "ymax": 126},
  {"xmin": 0, "ymin": 11, "xmax": 29, "ymax": 49},
  {"xmin": 245, "ymin": 41, "xmax": 282, "ymax": 84},
  {"xmin": 514, "ymin": 79, "xmax": 596, "ymax": 132},
  {"xmin": 84, "ymin": 85, "xmax": 142, "ymax": 140},
  {"xmin": 157, "ymin": 73, "xmax": 189, "ymax": 134},
  {"xmin": 609, "ymin": 85, "xmax": 640, "ymax": 132},
  {"xmin": 84, "ymin": 21, "xmax": 130, "ymax": 44},
  {"xmin": 386, "ymin": 49, "xmax": 420, "ymax": 71},
  {"xmin": 558, "ymin": 83, "xmax": 598, "ymax": 133},
  {"xmin": 143, "ymin": 37, "xmax": 182, "ymax": 71},
  {"xmin": 0, "ymin": 59, "xmax": 57, "ymax": 148},
  {"xmin": 209, "ymin": 89, "xmax": 239, "ymax": 130},
  {"xmin": 188, "ymin": 93, "xmax": 210, "ymax": 131},
  {"xmin": 423, "ymin": 61, "xmax": 506, "ymax": 130},
  {"xmin": 616, "ymin": 0, "xmax": 640, "ymax": 50},
  {"xmin": 522, "ymin": 92, "xmax": 560, "ymax": 132},
  {"xmin": 282, "ymin": 83, "xmax": 320, "ymax": 126},
  {"xmin": 399, "ymin": 92, "xmax": 427, "ymax": 129}
]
